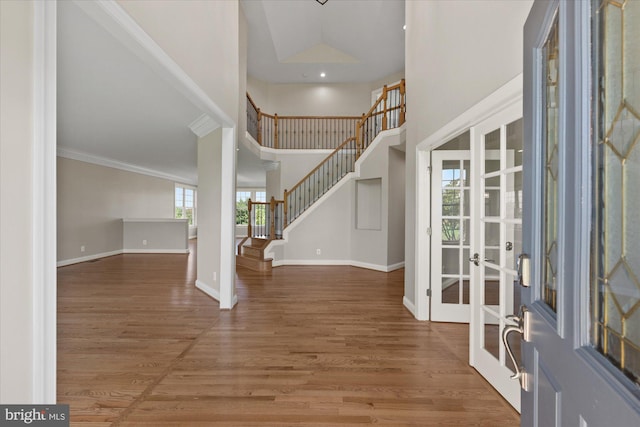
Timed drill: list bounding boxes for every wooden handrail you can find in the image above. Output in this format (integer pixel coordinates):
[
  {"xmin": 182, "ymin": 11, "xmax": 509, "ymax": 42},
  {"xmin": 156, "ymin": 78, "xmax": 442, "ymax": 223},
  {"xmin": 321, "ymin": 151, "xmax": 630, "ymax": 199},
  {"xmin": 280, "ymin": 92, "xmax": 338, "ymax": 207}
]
[
  {"xmin": 273, "ymin": 115, "xmax": 361, "ymax": 120},
  {"xmin": 246, "ymin": 92, "xmax": 259, "ymax": 112}
]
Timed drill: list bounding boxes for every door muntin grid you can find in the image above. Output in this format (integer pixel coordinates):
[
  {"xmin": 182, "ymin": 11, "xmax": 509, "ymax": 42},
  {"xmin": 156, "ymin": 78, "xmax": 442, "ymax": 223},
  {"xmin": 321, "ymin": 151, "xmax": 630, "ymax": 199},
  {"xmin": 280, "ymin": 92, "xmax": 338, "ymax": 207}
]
[{"xmin": 480, "ymin": 120, "xmax": 524, "ymax": 374}]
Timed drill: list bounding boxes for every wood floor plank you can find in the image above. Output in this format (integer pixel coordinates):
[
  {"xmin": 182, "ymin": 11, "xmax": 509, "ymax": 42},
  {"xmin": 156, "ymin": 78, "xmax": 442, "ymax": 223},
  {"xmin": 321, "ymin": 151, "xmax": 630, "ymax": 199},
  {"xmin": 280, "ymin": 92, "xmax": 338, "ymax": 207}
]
[{"xmin": 57, "ymin": 241, "xmax": 519, "ymax": 425}]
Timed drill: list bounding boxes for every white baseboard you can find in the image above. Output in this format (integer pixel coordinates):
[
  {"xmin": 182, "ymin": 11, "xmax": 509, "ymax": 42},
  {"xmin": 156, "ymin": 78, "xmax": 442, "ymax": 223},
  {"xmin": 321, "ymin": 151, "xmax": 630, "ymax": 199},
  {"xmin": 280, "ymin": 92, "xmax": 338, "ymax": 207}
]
[
  {"xmin": 195, "ymin": 280, "xmax": 238, "ymax": 308},
  {"xmin": 403, "ymin": 296, "xmax": 416, "ymax": 317},
  {"xmin": 57, "ymin": 248, "xmax": 189, "ymax": 267},
  {"xmin": 271, "ymin": 259, "xmax": 405, "ymax": 273},
  {"xmin": 195, "ymin": 279, "xmax": 220, "ymax": 302},
  {"xmin": 57, "ymin": 250, "xmax": 123, "ymax": 267},
  {"xmin": 123, "ymin": 249, "xmax": 189, "ymax": 254},
  {"xmin": 387, "ymin": 261, "xmax": 405, "ymax": 272}
]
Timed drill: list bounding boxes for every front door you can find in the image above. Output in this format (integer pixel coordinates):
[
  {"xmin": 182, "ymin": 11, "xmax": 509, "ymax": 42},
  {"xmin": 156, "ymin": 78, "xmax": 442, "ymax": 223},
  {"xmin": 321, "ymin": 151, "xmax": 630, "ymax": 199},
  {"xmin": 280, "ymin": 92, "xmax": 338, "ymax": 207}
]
[{"xmin": 520, "ymin": 1, "xmax": 640, "ymax": 425}]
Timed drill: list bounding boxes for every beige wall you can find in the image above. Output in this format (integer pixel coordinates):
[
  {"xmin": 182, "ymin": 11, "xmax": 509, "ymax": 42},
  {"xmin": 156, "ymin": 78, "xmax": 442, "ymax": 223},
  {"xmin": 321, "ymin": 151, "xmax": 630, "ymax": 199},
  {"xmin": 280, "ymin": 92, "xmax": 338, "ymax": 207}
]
[
  {"xmin": 267, "ymin": 130, "xmax": 405, "ymax": 271},
  {"xmin": 118, "ymin": 0, "xmax": 240, "ymax": 125},
  {"xmin": 403, "ymin": 0, "xmax": 533, "ymax": 305},
  {"xmin": 57, "ymin": 157, "xmax": 176, "ymax": 262},
  {"xmin": 0, "ymin": 0, "xmax": 35, "ymax": 403}
]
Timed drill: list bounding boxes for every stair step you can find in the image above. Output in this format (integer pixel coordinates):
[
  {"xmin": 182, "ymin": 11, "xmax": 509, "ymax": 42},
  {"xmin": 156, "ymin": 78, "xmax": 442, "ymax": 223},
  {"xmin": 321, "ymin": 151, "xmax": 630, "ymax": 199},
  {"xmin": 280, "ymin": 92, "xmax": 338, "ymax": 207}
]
[
  {"xmin": 248, "ymin": 238, "xmax": 269, "ymax": 248},
  {"xmin": 242, "ymin": 245, "xmax": 262, "ymax": 259},
  {"xmin": 236, "ymin": 254, "xmax": 272, "ymax": 272}
]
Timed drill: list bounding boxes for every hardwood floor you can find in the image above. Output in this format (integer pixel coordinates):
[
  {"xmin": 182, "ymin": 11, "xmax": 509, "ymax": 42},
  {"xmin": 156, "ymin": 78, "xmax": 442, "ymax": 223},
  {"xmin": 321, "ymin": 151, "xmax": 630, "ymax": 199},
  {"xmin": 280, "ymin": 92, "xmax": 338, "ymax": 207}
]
[{"xmin": 58, "ymin": 241, "xmax": 519, "ymax": 426}]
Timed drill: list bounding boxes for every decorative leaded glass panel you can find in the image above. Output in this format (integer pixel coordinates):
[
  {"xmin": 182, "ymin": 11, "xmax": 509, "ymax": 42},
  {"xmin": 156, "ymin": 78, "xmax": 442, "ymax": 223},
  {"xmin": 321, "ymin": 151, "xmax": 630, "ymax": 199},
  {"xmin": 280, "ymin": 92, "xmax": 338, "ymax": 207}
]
[
  {"xmin": 542, "ymin": 12, "xmax": 560, "ymax": 312},
  {"xmin": 592, "ymin": 0, "xmax": 640, "ymax": 386}
]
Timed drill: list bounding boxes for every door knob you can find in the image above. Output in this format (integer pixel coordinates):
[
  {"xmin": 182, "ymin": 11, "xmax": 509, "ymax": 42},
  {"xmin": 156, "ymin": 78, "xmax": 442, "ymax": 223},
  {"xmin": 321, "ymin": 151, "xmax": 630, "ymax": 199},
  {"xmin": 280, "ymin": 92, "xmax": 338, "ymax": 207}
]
[{"xmin": 469, "ymin": 253, "xmax": 480, "ymax": 266}]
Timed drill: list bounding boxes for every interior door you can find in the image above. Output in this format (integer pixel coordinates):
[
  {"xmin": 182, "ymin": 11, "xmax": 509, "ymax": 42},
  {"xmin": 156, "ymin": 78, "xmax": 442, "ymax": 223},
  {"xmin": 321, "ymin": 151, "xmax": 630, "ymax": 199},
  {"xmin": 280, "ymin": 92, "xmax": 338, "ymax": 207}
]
[
  {"xmin": 469, "ymin": 105, "xmax": 523, "ymax": 411},
  {"xmin": 431, "ymin": 151, "xmax": 472, "ymax": 322},
  {"xmin": 520, "ymin": 1, "xmax": 640, "ymax": 425}
]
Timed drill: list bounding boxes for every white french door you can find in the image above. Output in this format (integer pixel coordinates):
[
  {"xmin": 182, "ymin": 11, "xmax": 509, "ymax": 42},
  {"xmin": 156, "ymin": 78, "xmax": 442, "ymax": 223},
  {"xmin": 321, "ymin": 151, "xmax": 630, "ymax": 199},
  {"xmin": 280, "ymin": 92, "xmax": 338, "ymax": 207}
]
[
  {"xmin": 469, "ymin": 104, "xmax": 524, "ymax": 411},
  {"xmin": 431, "ymin": 151, "xmax": 472, "ymax": 322}
]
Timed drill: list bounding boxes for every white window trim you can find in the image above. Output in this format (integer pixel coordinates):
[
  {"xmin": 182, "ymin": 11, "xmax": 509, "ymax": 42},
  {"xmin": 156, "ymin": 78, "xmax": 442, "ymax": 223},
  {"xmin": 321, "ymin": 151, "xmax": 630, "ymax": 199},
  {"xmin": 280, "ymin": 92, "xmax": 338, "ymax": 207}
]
[{"xmin": 175, "ymin": 183, "xmax": 197, "ymax": 227}]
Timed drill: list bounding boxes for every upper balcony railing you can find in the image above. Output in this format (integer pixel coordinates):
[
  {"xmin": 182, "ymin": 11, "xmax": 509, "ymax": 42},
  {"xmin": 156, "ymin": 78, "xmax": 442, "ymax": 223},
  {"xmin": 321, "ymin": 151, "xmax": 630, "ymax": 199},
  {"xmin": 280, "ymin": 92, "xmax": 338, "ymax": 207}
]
[{"xmin": 247, "ymin": 95, "xmax": 365, "ymax": 150}]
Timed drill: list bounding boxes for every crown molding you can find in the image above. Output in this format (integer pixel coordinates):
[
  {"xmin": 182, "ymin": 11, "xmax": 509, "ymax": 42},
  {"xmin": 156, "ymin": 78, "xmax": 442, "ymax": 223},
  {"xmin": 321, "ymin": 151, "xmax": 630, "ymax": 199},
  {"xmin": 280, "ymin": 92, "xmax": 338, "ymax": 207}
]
[
  {"xmin": 189, "ymin": 113, "xmax": 220, "ymax": 138},
  {"xmin": 57, "ymin": 147, "xmax": 197, "ymax": 186}
]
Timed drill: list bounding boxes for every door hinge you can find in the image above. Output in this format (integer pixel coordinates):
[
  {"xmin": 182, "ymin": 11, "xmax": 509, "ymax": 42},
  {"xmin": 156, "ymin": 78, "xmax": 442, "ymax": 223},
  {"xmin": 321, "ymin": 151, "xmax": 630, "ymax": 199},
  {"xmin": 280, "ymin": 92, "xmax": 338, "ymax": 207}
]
[
  {"xmin": 427, "ymin": 166, "xmax": 432, "ymax": 174},
  {"xmin": 426, "ymin": 227, "xmax": 432, "ymax": 236},
  {"xmin": 426, "ymin": 289, "xmax": 431, "ymax": 297}
]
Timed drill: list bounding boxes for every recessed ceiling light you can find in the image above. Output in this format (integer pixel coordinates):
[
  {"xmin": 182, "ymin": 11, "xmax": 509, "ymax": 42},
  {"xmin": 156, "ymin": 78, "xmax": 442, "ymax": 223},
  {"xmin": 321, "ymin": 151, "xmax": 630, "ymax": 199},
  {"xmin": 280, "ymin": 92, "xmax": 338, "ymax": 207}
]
[
  {"xmin": 320, "ymin": 72, "xmax": 326, "ymax": 78},
  {"xmin": 403, "ymin": 24, "xmax": 406, "ymax": 30}
]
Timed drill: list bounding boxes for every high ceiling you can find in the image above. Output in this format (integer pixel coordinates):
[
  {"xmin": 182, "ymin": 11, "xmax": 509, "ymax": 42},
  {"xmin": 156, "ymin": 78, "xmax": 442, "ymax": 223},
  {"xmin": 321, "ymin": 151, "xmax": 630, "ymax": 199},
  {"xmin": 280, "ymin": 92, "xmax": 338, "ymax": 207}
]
[
  {"xmin": 242, "ymin": 0, "xmax": 405, "ymax": 84},
  {"xmin": 57, "ymin": 0, "xmax": 406, "ymax": 188}
]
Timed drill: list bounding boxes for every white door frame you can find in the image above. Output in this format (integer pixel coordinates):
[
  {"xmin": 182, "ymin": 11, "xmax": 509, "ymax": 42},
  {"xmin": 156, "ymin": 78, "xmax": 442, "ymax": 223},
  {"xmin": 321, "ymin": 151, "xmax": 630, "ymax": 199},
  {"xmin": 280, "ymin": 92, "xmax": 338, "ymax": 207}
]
[{"xmin": 414, "ymin": 74, "xmax": 523, "ymax": 321}]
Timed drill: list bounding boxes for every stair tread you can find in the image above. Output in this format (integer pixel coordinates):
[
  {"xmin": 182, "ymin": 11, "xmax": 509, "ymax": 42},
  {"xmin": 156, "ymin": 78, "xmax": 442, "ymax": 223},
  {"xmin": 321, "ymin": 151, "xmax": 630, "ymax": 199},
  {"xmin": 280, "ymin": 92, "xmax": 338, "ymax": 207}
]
[{"xmin": 236, "ymin": 254, "xmax": 272, "ymax": 272}]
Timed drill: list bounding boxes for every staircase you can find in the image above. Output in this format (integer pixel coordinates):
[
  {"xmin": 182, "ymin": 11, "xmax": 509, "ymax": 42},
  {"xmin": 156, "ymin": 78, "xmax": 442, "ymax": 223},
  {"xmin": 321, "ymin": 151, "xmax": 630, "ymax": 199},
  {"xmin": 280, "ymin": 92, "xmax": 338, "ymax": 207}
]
[
  {"xmin": 237, "ymin": 79, "xmax": 406, "ymax": 271},
  {"xmin": 236, "ymin": 237, "xmax": 272, "ymax": 272}
]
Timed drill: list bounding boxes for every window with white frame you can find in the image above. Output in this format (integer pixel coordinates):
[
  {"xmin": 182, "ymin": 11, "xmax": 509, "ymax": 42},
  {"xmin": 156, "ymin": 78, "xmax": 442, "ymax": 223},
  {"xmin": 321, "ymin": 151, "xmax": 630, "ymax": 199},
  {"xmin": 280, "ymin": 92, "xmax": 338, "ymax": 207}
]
[
  {"xmin": 236, "ymin": 189, "xmax": 266, "ymax": 225},
  {"xmin": 175, "ymin": 184, "xmax": 197, "ymax": 226}
]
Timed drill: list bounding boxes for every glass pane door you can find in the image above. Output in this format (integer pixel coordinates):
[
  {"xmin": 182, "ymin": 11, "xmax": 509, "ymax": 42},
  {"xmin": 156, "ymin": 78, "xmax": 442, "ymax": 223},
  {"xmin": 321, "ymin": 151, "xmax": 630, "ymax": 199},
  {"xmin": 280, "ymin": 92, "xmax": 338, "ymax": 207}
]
[
  {"xmin": 431, "ymin": 150, "xmax": 472, "ymax": 323},
  {"xmin": 470, "ymin": 107, "xmax": 523, "ymax": 411}
]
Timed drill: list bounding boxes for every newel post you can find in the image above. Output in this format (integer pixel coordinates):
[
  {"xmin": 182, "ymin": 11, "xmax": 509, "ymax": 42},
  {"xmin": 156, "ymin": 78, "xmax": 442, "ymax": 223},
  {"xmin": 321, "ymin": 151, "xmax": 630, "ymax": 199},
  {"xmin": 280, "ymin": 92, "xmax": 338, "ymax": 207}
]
[
  {"xmin": 382, "ymin": 85, "xmax": 388, "ymax": 131},
  {"xmin": 399, "ymin": 79, "xmax": 406, "ymax": 125},
  {"xmin": 247, "ymin": 198, "xmax": 253, "ymax": 238},
  {"xmin": 283, "ymin": 189, "xmax": 289, "ymax": 227},
  {"xmin": 269, "ymin": 196, "xmax": 276, "ymax": 238},
  {"xmin": 356, "ymin": 114, "xmax": 365, "ymax": 158},
  {"xmin": 274, "ymin": 113, "xmax": 279, "ymax": 149}
]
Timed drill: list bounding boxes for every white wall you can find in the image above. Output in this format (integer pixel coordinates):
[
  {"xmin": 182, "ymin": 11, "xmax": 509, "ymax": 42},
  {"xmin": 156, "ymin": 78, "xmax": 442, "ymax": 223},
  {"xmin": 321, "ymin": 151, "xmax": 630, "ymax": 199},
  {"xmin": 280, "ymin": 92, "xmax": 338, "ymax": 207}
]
[
  {"xmin": 351, "ymin": 130, "xmax": 405, "ymax": 269},
  {"xmin": 116, "ymin": 0, "xmax": 240, "ymax": 308},
  {"xmin": 57, "ymin": 157, "xmax": 176, "ymax": 262},
  {"xmin": 247, "ymin": 72, "xmax": 405, "ymax": 118},
  {"xmin": 0, "ymin": 0, "xmax": 35, "ymax": 403},
  {"xmin": 280, "ymin": 179, "xmax": 353, "ymax": 262},
  {"xmin": 403, "ymin": 0, "xmax": 533, "ymax": 307},
  {"xmin": 118, "ymin": 0, "xmax": 240, "ymax": 125},
  {"xmin": 388, "ymin": 147, "xmax": 406, "ymax": 265},
  {"xmin": 197, "ymin": 128, "xmax": 223, "ymax": 297},
  {"xmin": 238, "ymin": 6, "xmax": 248, "ymax": 143}
]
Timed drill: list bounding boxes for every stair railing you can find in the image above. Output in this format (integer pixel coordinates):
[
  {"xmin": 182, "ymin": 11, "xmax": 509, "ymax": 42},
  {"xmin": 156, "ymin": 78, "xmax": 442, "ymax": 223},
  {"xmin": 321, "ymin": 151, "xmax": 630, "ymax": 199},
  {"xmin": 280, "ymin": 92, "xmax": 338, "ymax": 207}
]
[
  {"xmin": 244, "ymin": 79, "xmax": 405, "ymax": 234},
  {"xmin": 245, "ymin": 197, "xmax": 284, "ymax": 241},
  {"xmin": 357, "ymin": 80, "xmax": 406, "ymax": 156},
  {"xmin": 282, "ymin": 80, "xmax": 405, "ymax": 228},
  {"xmin": 283, "ymin": 136, "xmax": 357, "ymax": 225}
]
